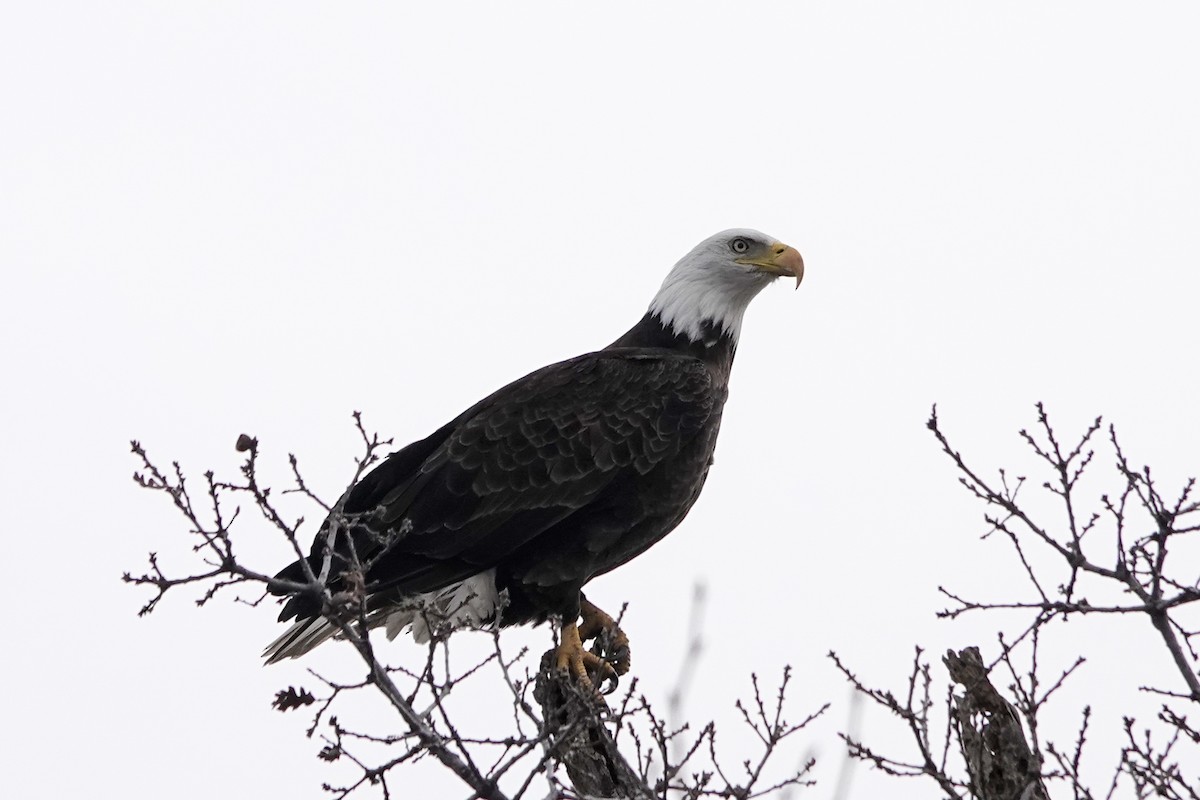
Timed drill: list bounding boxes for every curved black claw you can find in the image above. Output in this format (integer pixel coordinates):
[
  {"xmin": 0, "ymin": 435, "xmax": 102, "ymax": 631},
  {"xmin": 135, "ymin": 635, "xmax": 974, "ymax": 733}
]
[{"xmin": 585, "ymin": 651, "xmax": 620, "ymax": 696}]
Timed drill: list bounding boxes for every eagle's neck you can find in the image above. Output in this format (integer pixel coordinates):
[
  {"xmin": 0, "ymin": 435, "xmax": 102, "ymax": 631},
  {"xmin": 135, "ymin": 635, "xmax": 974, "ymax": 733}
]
[
  {"xmin": 646, "ymin": 258, "xmax": 768, "ymax": 345},
  {"xmin": 607, "ymin": 311, "xmax": 737, "ymax": 376}
]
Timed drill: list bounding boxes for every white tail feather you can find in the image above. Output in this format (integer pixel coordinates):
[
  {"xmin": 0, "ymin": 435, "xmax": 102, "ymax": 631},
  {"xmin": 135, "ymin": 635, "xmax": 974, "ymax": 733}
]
[
  {"xmin": 262, "ymin": 569, "xmax": 502, "ymax": 663},
  {"xmin": 262, "ymin": 616, "xmax": 338, "ymax": 664}
]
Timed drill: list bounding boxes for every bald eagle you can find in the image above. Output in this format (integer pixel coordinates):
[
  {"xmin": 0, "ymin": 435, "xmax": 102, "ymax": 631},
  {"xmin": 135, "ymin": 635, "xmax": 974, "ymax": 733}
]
[{"xmin": 265, "ymin": 229, "xmax": 804, "ymax": 690}]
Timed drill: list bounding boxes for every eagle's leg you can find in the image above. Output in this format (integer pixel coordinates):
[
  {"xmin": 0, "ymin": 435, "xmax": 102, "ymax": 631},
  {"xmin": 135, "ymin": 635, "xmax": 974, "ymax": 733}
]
[
  {"xmin": 554, "ymin": 621, "xmax": 619, "ymax": 695},
  {"xmin": 577, "ymin": 597, "xmax": 631, "ymax": 678}
]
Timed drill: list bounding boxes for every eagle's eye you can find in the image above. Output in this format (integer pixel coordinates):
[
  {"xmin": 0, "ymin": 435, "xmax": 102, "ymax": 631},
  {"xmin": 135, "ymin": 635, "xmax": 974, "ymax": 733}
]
[{"xmin": 729, "ymin": 237, "xmax": 750, "ymax": 254}]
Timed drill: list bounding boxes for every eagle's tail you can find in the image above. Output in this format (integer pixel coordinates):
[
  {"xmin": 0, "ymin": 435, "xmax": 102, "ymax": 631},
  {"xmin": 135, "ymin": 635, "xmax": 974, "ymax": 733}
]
[
  {"xmin": 262, "ymin": 617, "xmax": 339, "ymax": 664},
  {"xmin": 261, "ymin": 569, "xmax": 502, "ymax": 664}
]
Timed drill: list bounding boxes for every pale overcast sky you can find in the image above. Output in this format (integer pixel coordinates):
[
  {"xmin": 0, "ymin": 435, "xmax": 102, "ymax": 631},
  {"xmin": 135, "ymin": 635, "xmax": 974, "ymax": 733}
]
[{"xmin": 3, "ymin": 3, "xmax": 1198, "ymax": 798}]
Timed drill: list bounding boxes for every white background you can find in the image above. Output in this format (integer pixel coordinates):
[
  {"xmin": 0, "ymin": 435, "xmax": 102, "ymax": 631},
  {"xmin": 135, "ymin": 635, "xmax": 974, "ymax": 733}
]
[{"xmin": 3, "ymin": 3, "xmax": 1198, "ymax": 798}]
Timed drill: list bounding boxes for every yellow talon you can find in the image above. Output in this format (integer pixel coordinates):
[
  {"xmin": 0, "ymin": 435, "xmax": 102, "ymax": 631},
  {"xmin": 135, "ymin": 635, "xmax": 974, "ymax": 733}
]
[
  {"xmin": 579, "ymin": 598, "xmax": 631, "ymax": 677},
  {"xmin": 555, "ymin": 621, "xmax": 620, "ymax": 695}
]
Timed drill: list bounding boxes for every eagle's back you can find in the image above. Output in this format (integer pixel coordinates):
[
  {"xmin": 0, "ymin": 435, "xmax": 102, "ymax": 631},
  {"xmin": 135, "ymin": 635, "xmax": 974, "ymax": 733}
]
[{"xmin": 272, "ymin": 341, "xmax": 730, "ymax": 631}]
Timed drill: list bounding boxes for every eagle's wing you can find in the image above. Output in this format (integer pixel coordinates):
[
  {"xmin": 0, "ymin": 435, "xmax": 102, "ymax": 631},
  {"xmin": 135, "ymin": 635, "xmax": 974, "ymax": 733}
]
[{"xmin": 275, "ymin": 348, "xmax": 718, "ymax": 619}]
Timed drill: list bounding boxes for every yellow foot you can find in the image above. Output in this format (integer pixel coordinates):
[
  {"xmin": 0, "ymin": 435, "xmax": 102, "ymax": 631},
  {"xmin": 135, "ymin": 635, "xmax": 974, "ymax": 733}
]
[
  {"xmin": 555, "ymin": 622, "xmax": 619, "ymax": 695},
  {"xmin": 578, "ymin": 597, "xmax": 632, "ymax": 679}
]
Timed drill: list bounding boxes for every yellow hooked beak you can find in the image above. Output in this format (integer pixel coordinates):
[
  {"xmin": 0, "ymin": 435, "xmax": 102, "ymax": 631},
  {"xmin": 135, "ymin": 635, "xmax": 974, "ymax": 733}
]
[{"xmin": 736, "ymin": 242, "xmax": 805, "ymax": 289}]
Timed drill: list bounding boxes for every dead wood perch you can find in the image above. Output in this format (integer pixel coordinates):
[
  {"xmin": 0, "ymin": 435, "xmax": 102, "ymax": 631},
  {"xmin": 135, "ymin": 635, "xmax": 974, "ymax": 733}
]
[
  {"xmin": 944, "ymin": 647, "xmax": 1049, "ymax": 800},
  {"xmin": 534, "ymin": 650, "xmax": 652, "ymax": 800}
]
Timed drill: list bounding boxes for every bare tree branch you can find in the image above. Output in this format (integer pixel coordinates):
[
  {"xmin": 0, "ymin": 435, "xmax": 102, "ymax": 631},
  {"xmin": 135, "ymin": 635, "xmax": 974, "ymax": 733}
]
[{"xmin": 126, "ymin": 416, "xmax": 824, "ymax": 799}]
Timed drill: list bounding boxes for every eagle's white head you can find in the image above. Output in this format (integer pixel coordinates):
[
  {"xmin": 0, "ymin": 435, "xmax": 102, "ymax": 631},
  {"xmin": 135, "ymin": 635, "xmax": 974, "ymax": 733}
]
[{"xmin": 649, "ymin": 228, "xmax": 804, "ymax": 344}]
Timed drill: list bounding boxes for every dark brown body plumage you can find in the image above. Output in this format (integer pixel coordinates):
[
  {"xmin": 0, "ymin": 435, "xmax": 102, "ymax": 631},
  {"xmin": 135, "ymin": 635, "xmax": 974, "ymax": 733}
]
[{"xmin": 271, "ymin": 312, "xmax": 735, "ymax": 636}]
